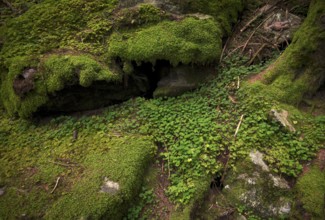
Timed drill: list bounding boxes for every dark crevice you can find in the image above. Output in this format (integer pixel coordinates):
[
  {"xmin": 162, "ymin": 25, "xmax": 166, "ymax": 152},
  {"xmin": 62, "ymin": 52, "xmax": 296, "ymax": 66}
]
[
  {"xmin": 133, "ymin": 60, "xmax": 172, "ymax": 98},
  {"xmin": 210, "ymin": 174, "xmax": 224, "ymax": 190},
  {"xmin": 277, "ymin": 39, "xmax": 292, "ymax": 52}
]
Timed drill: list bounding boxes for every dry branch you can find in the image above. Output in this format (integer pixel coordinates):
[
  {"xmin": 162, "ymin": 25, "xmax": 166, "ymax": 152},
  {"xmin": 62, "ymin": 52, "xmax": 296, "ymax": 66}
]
[
  {"xmin": 219, "ymin": 37, "xmax": 230, "ymax": 64},
  {"xmin": 50, "ymin": 177, "xmax": 61, "ymax": 194},
  {"xmin": 248, "ymin": 43, "xmax": 266, "ymax": 65},
  {"xmin": 234, "ymin": 115, "xmax": 244, "ymax": 137},
  {"xmin": 241, "ymin": 12, "xmax": 276, "ymax": 53},
  {"xmin": 240, "ymin": 4, "xmax": 274, "ymax": 33}
]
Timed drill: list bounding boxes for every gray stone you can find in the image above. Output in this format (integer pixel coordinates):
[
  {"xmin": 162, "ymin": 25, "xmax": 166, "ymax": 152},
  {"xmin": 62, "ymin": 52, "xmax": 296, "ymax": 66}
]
[
  {"xmin": 250, "ymin": 150, "xmax": 270, "ymax": 171},
  {"xmin": 269, "ymin": 109, "xmax": 296, "ymax": 132},
  {"xmin": 100, "ymin": 178, "xmax": 119, "ymax": 195},
  {"xmin": 0, "ymin": 187, "xmax": 5, "ymax": 196}
]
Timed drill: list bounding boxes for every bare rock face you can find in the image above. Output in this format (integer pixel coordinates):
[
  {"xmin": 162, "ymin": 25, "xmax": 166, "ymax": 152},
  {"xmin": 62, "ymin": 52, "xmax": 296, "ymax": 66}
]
[{"xmin": 223, "ymin": 150, "xmax": 292, "ymax": 218}]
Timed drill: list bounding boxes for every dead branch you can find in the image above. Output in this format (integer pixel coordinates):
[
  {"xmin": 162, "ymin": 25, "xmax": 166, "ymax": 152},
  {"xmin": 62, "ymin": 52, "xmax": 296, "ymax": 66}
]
[
  {"xmin": 234, "ymin": 115, "xmax": 244, "ymax": 137},
  {"xmin": 259, "ymin": 35, "xmax": 280, "ymax": 52},
  {"xmin": 228, "ymin": 95, "xmax": 238, "ymax": 104},
  {"xmin": 237, "ymin": 76, "xmax": 240, "ymax": 89},
  {"xmin": 49, "ymin": 160, "xmax": 79, "ymax": 168},
  {"xmin": 240, "ymin": 4, "xmax": 274, "ymax": 33},
  {"xmin": 219, "ymin": 37, "xmax": 230, "ymax": 64},
  {"xmin": 50, "ymin": 177, "xmax": 61, "ymax": 194},
  {"xmin": 241, "ymin": 12, "xmax": 276, "ymax": 53},
  {"xmin": 225, "ymin": 43, "xmax": 261, "ymax": 59},
  {"xmin": 247, "ymin": 43, "xmax": 266, "ymax": 65}
]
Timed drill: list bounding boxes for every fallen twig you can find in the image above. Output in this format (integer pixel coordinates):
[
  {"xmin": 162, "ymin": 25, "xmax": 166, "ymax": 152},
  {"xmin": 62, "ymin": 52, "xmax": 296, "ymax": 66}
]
[
  {"xmin": 234, "ymin": 115, "xmax": 244, "ymax": 137},
  {"xmin": 228, "ymin": 95, "xmax": 238, "ymax": 104},
  {"xmin": 247, "ymin": 43, "xmax": 266, "ymax": 65},
  {"xmin": 50, "ymin": 177, "xmax": 61, "ymax": 194},
  {"xmin": 240, "ymin": 4, "xmax": 274, "ymax": 33},
  {"xmin": 49, "ymin": 160, "xmax": 78, "ymax": 168},
  {"xmin": 241, "ymin": 12, "xmax": 276, "ymax": 53},
  {"xmin": 259, "ymin": 35, "xmax": 280, "ymax": 52},
  {"xmin": 219, "ymin": 37, "xmax": 230, "ymax": 64},
  {"xmin": 237, "ymin": 76, "xmax": 240, "ymax": 89}
]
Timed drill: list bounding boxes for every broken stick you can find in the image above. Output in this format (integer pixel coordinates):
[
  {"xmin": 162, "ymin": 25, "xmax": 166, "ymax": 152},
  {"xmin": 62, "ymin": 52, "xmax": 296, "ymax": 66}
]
[
  {"xmin": 242, "ymin": 12, "xmax": 276, "ymax": 53},
  {"xmin": 50, "ymin": 177, "xmax": 61, "ymax": 194},
  {"xmin": 234, "ymin": 115, "xmax": 244, "ymax": 137},
  {"xmin": 248, "ymin": 43, "xmax": 266, "ymax": 66}
]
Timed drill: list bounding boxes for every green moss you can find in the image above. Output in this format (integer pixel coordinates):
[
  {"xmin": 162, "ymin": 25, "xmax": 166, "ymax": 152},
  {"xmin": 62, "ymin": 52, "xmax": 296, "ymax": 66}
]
[
  {"xmin": 0, "ymin": 54, "xmax": 119, "ymax": 118},
  {"xmin": 44, "ymin": 54, "xmax": 119, "ymax": 91},
  {"xmin": 296, "ymin": 166, "xmax": 325, "ymax": 218},
  {"xmin": 0, "ymin": 0, "xmax": 118, "ymax": 60},
  {"xmin": 45, "ymin": 136, "xmax": 156, "ymax": 219},
  {"xmin": 108, "ymin": 17, "xmax": 223, "ymax": 66},
  {"xmin": 176, "ymin": 0, "xmax": 244, "ymax": 33}
]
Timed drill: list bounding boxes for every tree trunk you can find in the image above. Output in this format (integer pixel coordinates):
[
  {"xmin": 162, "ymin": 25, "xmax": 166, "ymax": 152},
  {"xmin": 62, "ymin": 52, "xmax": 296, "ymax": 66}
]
[{"xmin": 259, "ymin": 0, "xmax": 325, "ymax": 105}]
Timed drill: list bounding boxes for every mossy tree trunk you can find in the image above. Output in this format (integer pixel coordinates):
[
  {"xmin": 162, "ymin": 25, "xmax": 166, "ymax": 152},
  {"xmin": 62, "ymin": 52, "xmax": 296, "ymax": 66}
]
[{"xmin": 261, "ymin": 0, "xmax": 325, "ymax": 105}]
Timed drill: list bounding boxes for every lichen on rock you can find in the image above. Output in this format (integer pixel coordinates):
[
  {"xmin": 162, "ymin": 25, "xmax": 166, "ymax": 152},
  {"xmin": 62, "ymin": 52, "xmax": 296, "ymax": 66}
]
[{"xmin": 223, "ymin": 150, "xmax": 292, "ymax": 218}]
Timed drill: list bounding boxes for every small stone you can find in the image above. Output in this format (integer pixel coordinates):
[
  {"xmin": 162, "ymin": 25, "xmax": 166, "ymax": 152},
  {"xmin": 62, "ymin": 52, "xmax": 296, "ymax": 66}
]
[
  {"xmin": 249, "ymin": 150, "xmax": 269, "ymax": 171},
  {"xmin": 100, "ymin": 177, "xmax": 119, "ymax": 195},
  {"xmin": 269, "ymin": 174, "xmax": 290, "ymax": 189},
  {"xmin": 279, "ymin": 202, "xmax": 291, "ymax": 215},
  {"xmin": 269, "ymin": 109, "xmax": 296, "ymax": 132},
  {"xmin": 236, "ymin": 214, "xmax": 247, "ymax": 220},
  {"xmin": 0, "ymin": 187, "xmax": 5, "ymax": 196}
]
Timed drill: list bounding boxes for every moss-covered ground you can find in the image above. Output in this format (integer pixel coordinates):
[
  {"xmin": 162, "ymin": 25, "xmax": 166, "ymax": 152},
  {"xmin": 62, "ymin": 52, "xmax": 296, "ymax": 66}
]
[
  {"xmin": 1, "ymin": 54, "xmax": 324, "ymax": 218},
  {"xmin": 0, "ymin": 107, "xmax": 156, "ymax": 219}
]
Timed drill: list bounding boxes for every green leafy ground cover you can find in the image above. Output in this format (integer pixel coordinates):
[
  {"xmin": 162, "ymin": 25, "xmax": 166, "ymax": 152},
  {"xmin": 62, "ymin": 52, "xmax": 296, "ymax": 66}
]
[{"xmin": 1, "ymin": 55, "xmax": 324, "ymax": 218}]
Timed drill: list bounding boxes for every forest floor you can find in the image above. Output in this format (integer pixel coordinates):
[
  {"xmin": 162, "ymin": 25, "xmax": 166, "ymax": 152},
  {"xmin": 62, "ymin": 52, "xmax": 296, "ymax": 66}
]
[{"xmin": 1, "ymin": 1, "xmax": 325, "ymax": 219}]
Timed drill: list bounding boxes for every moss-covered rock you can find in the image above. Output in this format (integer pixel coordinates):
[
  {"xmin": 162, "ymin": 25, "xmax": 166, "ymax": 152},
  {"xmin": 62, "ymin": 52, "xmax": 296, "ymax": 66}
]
[
  {"xmin": 108, "ymin": 17, "xmax": 223, "ymax": 66},
  {"xmin": 295, "ymin": 165, "xmax": 325, "ymax": 219},
  {"xmin": 0, "ymin": 110, "xmax": 157, "ymax": 219},
  {"xmin": 0, "ymin": 54, "xmax": 122, "ymax": 117},
  {"xmin": 0, "ymin": 0, "xmax": 246, "ymax": 117},
  {"xmin": 223, "ymin": 151, "xmax": 292, "ymax": 218}
]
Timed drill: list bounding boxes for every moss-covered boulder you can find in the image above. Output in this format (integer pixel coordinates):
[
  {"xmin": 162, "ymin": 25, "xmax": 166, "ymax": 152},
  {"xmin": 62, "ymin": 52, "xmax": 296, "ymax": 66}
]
[
  {"xmin": 223, "ymin": 150, "xmax": 292, "ymax": 218},
  {"xmin": 0, "ymin": 0, "xmax": 246, "ymax": 117},
  {"xmin": 0, "ymin": 109, "xmax": 157, "ymax": 219}
]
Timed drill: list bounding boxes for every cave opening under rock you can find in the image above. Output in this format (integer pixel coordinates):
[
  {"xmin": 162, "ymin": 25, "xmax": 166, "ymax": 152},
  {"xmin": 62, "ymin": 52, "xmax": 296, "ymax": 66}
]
[
  {"xmin": 34, "ymin": 59, "xmax": 173, "ymax": 116},
  {"xmin": 34, "ymin": 58, "xmax": 214, "ymax": 117}
]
